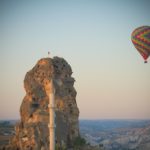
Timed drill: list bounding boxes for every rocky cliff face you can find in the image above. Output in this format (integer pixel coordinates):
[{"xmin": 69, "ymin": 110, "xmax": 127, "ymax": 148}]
[{"xmin": 9, "ymin": 57, "xmax": 80, "ymax": 150}]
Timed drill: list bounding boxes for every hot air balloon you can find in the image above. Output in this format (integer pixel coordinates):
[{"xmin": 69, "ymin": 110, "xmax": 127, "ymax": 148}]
[{"xmin": 131, "ymin": 26, "xmax": 150, "ymax": 63}]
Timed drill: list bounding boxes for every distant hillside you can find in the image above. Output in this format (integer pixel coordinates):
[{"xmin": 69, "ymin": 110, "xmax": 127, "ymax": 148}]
[
  {"xmin": 80, "ymin": 119, "xmax": 150, "ymax": 150},
  {"xmin": 0, "ymin": 120, "xmax": 17, "ymax": 147},
  {"xmin": 0, "ymin": 120, "xmax": 19, "ymax": 125},
  {"xmin": 80, "ymin": 119, "xmax": 150, "ymax": 131}
]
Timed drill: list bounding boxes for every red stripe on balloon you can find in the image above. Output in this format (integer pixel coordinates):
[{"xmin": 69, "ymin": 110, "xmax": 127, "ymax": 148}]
[{"xmin": 133, "ymin": 41, "xmax": 150, "ymax": 51}]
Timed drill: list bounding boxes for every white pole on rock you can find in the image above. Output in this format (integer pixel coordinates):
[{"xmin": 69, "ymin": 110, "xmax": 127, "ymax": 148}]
[{"xmin": 49, "ymin": 79, "xmax": 56, "ymax": 150}]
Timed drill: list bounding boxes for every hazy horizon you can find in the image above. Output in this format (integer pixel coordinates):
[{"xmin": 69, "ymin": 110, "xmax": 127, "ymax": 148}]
[{"xmin": 0, "ymin": 0, "xmax": 150, "ymax": 120}]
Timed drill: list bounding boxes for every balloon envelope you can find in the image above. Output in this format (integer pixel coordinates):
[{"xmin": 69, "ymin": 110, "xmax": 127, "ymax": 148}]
[{"xmin": 131, "ymin": 26, "xmax": 150, "ymax": 62}]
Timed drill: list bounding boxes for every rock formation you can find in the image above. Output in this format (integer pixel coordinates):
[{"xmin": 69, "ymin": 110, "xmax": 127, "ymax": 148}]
[
  {"xmin": 9, "ymin": 57, "xmax": 80, "ymax": 150},
  {"xmin": 0, "ymin": 56, "xmax": 102, "ymax": 150}
]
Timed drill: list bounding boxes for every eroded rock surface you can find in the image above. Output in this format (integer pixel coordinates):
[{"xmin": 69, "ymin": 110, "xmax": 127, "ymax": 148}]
[{"xmin": 8, "ymin": 57, "xmax": 79, "ymax": 150}]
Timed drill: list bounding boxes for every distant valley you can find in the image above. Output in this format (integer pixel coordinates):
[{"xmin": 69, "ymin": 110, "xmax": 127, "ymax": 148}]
[{"xmin": 80, "ymin": 119, "xmax": 150, "ymax": 150}]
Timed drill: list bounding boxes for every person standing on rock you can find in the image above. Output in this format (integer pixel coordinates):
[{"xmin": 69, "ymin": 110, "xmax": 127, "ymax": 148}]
[{"xmin": 48, "ymin": 51, "xmax": 50, "ymax": 57}]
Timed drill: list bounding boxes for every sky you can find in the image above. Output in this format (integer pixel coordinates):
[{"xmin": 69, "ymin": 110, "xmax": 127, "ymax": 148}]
[{"xmin": 0, "ymin": 0, "xmax": 150, "ymax": 120}]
